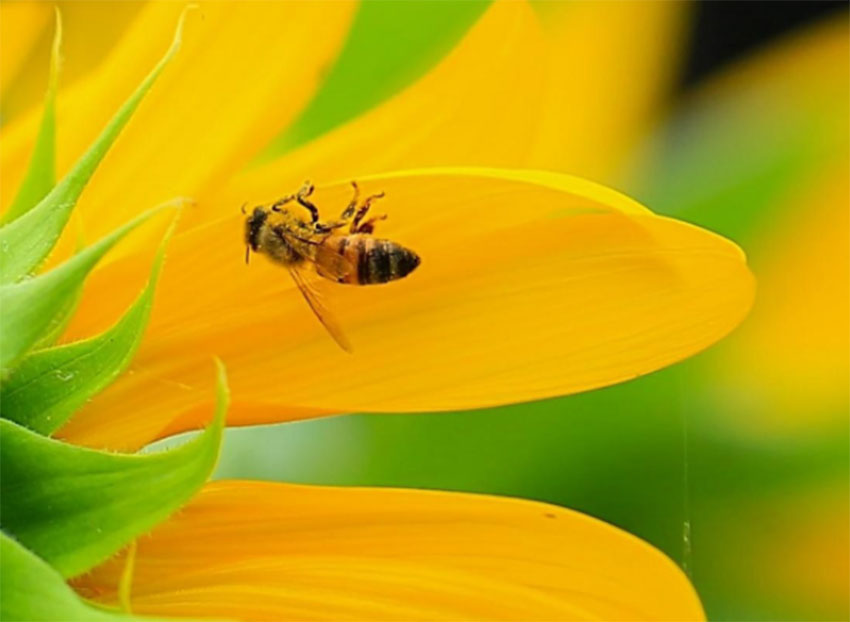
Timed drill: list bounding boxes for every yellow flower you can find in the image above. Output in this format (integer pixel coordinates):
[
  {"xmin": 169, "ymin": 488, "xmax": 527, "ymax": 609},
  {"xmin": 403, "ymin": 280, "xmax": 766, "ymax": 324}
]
[{"xmin": 1, "ymin": 2, "xmax": 755, "ymax": 619}]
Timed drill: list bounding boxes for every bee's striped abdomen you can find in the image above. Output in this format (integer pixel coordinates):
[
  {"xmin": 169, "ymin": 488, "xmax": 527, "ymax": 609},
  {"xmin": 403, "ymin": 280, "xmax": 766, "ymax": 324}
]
[
  {"xmin": 346, "ymin": 235, "xmax": 420, "ymax": 285},
  {"xmin": 320, "ymin": 234, "xmax": 419, "ymax": 285}
]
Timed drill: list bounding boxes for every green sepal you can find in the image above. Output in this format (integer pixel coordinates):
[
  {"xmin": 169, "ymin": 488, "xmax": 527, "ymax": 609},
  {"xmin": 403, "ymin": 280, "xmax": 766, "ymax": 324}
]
[
  {"xmin": 2, "ymin": 9, "xmax": 61, "ymax": 225},
  {"xmin": 0, "ymin": 7, "xmax": 193, "ymax": 284},
  {"xmin": 0, "ymin": 360, "xmax": 228, "ymax": 578},
  {"xmin": 1, "ymin": 217, "xmax": 178, "ymax": 435},
  {"xmin": 0, "ymin": 532, "xmax": 168, "ymax": 622},
  {"xmin": 0, "ymin": 207, "xmax": 165, "ymax": 377},
  {"xmin": 32, "ymin": 226, "xmax": 90, "ymax": 350},
  {"xmin": 30, "ymin": 280, "xmax": 84, "ymax": 351}
]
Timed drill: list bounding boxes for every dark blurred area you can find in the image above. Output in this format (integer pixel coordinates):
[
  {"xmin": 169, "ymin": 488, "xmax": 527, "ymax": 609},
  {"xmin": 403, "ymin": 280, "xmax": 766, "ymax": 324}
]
[{"xmin": 682, "ymin": 0, "xmax": 847, "ymax": 88}]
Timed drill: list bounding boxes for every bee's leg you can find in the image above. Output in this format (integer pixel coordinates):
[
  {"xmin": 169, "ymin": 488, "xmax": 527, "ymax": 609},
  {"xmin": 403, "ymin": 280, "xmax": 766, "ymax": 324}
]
[
  {"xmin": 340, "ymin": 181, "xmax": 360, "ymax": 221},
  {"xmin": 298, "ymin": 180, "xmax": 315, "ymax": 198},
  {"xmin": 270, "ymin": 194, "xmax": 295, "ymax": 212},
  {"xmin": 354, "ymin": 214, "xmax": 387, "ymax": 235},
  {"xmin": 351, "ymin": 192, "xmax": 385, "ymax": 233},
  {"xmin": 314, "ymin": 220, "xmax": 346, "ymax": 234},
  {"xmin": 296, "ymin": 180, "xmax": 319, "ymax": 223},
  {"xmin": 297, "ymin": 196, "xmax": 320, "ymax": 223}
]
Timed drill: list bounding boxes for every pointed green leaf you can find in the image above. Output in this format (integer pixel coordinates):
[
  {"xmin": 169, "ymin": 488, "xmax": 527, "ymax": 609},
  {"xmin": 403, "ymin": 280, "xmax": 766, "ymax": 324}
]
[
  {"xmin": 0, "ymin": 533, "xmax": 162, "ymax": 622},
  {"xmin": 1, "ymin": 218, "xmax": 177, "ymax": 435},
  {"xmin": 0, "ymin": 207, "xmax": 164, "ymax": 377},
  {"xmin": 0, "ymin": 7, "xmax": 193, "ymax": 284},
  {"xmin": 31, "ymin": 281, "xmax": 84, "ymax": 350},
  {"xmin": 2, "ymin": 9, "xmax": 62, "ymax": 225},
  {"xmin": 0, "ymin": 360, "xmax": 227, "ymax": 578},
  {"xmin": 32, "ymin": 225, "xmax": 102, "ymax": 351}
]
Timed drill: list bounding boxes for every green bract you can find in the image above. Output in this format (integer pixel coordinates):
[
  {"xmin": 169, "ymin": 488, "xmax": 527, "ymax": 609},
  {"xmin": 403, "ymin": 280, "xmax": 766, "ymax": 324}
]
[
  {"xmin": 0, "ymin": 8, "xmax": 226, "ymax": 619},
  {"xmin": 0, "ymin": 362, "xmax": 226, "ymax": 577},
  {"xmin": 0, "ymin": 207, "xmax": 163, "ymax": 376},
  {"xmin": 2, "ymin": 220, "xmax": 177, "ymax": 434},
  {"xmin": 0, "ymin": 534, "xmax": 168, "ymax": 622},
  {"xmin": 2, "ymin": 9, "xmax": 61, "ymax": 225},
  {"xmin": 0, "ymin": 8, "xmax": 189, "ymax": 284}
]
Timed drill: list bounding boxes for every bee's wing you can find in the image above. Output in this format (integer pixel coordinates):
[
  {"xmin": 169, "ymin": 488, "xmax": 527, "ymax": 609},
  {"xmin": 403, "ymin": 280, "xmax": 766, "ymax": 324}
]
[
  {"xmin": 279, "ymin": 228, "xmax": 357, "ymax": 283},
  {"xmin": 313, "ymin": 239, "xmax": 358, "ymax": 283},
  {"xmin": 288, "ymin": 265, "xmax": 353, "ymax": 353}
]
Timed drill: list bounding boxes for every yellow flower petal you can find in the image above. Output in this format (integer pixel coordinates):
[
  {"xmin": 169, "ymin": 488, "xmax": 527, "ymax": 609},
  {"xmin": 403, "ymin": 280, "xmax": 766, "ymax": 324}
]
[
  {"xmin": 214, "ymin": 0, "xmax": 548, "ymax": 204},
  {"xmin": 1, "ymin": 1, "xmax": 146, "ymax": 126},
  {"xmin": 1, "ymin": 1, "xmax": 356, "ymax": 236},
  {"xmin": 2, "ymin": 2, "xmax": 179, "ymax": 209},
  {"xmin": 0, "ymin": 1, "xmax": 52, "ymax": 109},
  {"xmin": 230, "ymin": 0, "xmax": 685, "ymax": 205},
  {"xmin": 58, "ymin": 170, "xmax": 753, "ymax": 450},
  {"xmin": 73, "ymin": 480, "xmax": 704, "ymax": 621},
  {"xmin": 528, "ymin": 1, "xmax": 688, "ymax": 178}
]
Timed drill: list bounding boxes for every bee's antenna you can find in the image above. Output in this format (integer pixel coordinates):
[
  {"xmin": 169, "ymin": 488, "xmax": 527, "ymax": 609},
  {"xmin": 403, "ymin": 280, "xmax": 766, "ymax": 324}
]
[
  {"xmin": 245, "ymin": 245, "xmax": 250, "ymax": 265},
  {"xmin": 241, "ymin": 202, "xmax": 247, "ymax": 215}
]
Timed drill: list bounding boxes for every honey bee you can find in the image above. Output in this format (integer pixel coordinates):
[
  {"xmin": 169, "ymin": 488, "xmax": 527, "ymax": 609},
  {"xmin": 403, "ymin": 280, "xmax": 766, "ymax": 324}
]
[{"xmin": 243, "ymin": 180, "xmax": 420, "ymax": 351}]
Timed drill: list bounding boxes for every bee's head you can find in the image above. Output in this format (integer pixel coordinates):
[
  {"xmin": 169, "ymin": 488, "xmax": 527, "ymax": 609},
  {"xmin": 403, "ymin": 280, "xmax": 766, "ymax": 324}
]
[{"xmin": 243, "ymin": 206, "xmax": 268, "ymax": 264}]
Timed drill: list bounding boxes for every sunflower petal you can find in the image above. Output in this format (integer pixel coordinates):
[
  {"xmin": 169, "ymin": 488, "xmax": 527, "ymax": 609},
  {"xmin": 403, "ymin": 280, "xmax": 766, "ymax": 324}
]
[
  {"xmin": 1, "ymin": 2, "xmax": 149, "ymax": 126},
  {"xmin": 0, "ymin": 5, "xmax": 189, "ymax": 283},
  {"xmin": 261, "ymin": 0, "xmax": 491, "ymax": 159},
  {"xmin": 203, "ymin": 0, "xmax": 549, "ymax": 205},
  {"xmin": 58, "ymin": 170, "xmax": 753, "ymax": 450},
  {"xmin": 527, "ymin": 0, "xmax": 687, "ymax": 178},
  {"xmin": 2, "ymin": 1, "xmax": 356, "ymax": 248},
  {"xmin": 0, "ymin": 1, "xmax": 52, "ymax": 110},
  {"xmin": 232, "ymin": 0, "xmax": 685, "ymax": 204},
  {"xmin": 73, "ymin": 480, "xmax": 704, "ymax": 621}
]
